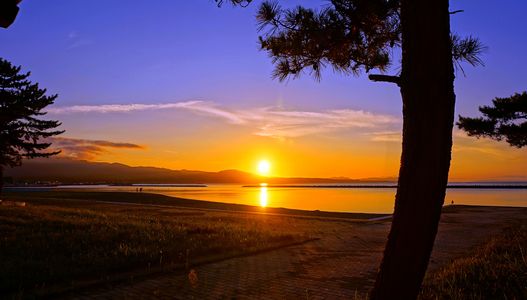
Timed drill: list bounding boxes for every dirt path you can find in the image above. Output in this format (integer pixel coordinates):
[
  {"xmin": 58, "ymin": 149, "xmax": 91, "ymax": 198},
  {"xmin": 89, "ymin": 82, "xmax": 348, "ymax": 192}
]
[{"xmin": 72, "ymin": 206, "xmax": 527, "ymax": 299}]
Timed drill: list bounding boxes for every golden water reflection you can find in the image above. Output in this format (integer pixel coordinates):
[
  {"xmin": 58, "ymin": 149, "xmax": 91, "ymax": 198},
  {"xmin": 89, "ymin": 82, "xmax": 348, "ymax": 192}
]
[
  {"xmin": 259, "ymin": 186, "xmax": 268, "ymax": 207},
  {"xmin": 51, "ymin": 185, "xmax": 527, "ymax": 214}
]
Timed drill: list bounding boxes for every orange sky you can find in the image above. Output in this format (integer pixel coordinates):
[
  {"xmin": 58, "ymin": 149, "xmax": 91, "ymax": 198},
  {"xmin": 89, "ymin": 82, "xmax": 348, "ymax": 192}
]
[{"xmin": 48, "ymin": 104, "xmax": 527, "ymax": 181}]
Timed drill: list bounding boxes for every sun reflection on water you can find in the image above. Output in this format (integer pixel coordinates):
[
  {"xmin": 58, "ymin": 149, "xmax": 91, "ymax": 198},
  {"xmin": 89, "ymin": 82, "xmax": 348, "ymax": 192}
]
[{"xmin": 259, "ymin": 186, "xmax": 268, "ymax": 207}]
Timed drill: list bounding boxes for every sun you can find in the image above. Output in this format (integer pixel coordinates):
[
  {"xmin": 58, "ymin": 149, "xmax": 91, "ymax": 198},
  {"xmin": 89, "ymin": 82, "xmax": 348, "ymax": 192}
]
[{"xmin": 257, "ymin": 160, "xmax": 271, "ymax": 176}]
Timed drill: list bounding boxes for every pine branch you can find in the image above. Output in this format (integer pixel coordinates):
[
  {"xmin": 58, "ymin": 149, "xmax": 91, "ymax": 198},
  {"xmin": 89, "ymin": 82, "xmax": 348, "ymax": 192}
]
[
  {"xmin": 458, "ymin": 92, "xmax": 527, "ymax": 148},
  {"xmin": 368, "ymin": 74, "xmax": 401, "ymax": 85}
]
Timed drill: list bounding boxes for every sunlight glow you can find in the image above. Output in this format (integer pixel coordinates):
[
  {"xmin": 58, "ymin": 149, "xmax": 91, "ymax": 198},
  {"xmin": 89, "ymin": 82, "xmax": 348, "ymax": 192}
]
[
  {"xmin": 257, "ymin": 160, "xmax": 271, "ymax": 176},
  {"xmin": 259, "ymin": 186, "xmax": 268, "ymax": 207}
]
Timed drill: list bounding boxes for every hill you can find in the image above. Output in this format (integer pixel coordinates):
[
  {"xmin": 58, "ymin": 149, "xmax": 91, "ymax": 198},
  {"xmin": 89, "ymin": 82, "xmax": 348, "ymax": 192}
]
[{"xmin": 3, "ymin": 158, "xmax": 371, "ymax": 185}]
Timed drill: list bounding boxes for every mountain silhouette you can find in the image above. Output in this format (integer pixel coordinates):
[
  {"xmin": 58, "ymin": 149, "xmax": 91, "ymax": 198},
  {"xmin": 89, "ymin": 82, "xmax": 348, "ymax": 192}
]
[{"xmin": 4, "ymin": 158, "xmax": 384, "ymax": 185}]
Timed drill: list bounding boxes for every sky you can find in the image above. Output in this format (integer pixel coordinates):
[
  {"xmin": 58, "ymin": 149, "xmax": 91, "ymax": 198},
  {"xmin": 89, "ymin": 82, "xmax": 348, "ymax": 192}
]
[{"xmin": 1, "ymin": 0, "xmax": 526, "ymax": 180}]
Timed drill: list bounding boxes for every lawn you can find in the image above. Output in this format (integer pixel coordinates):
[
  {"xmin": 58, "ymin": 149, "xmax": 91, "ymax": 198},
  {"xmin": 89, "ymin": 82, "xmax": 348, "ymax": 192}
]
[
  {"xmin": 420, "ymin": 220, "xmax": 527, "ymax": 299},
  {"xmin": 0, "ymin": 192, "xmax": 311, "ymax": 297}
]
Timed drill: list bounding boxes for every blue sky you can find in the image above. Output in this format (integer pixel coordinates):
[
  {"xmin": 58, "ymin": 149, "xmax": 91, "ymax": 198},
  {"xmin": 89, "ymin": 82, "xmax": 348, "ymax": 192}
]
[
  {"xmin": 1, "ymin": 0, "xmax": 526, "ymax": 179},
  {"xmin": 6, "ymin": 0, "xmax": 526, "ymax": 114}
]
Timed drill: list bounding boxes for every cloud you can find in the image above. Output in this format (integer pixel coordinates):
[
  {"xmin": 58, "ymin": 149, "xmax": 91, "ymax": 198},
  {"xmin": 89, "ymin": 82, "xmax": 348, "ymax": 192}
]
[
  {"xmin": 248, "ymin": 108, "xmax": 399, "ymax": 138},
  {"xmin": 67, "ymin": 31, "xmax": 78, "ymax": 39},
  {"xmin": 451, "ymin": 130, "xmax": 512, "ymax": 157},
  {"xmin": 47, "ymin": 101, "xmax": 400, "ymax": 139},
  {"xmin": 368, "ymin": 129, "xmax": 515, "ymax": 156},
  {"xmin": 47, "ymin": 101, "xmax": 246, "ymax": 124},
  {"xmin": 49, "ymin": 137, "xmax": 145, "ymax": 160},
  {"xmin": 370, "ymin": 131, "xmax": 402, "ymax": 142},
  {"xmin": 66, "ymin": 31, "xmax": 93, "ymax": 49}
]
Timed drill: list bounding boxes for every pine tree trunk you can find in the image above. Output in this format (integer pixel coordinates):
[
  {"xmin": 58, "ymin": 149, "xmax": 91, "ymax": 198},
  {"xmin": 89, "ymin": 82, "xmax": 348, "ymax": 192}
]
[
  {"xmin": 369, "ymin": 0, "xmax": 455, "ymax": 299},
  {"xmin": 0, "ymin": 166, "xmax": 3, "ymax": 198}
]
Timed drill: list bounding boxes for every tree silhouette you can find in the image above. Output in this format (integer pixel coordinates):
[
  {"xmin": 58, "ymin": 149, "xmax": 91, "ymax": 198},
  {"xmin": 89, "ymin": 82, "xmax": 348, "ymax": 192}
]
[
  {"xmin": 458, "ymin": 92, "xmax": 527, "ymax": 148},
  {"xmin": 3, "ymin": 1, "xmax": 486, "ymax": 297},
  {"xmin": 0, "ymin": 0, "xmax": 21, "ymax": 28},
  {"xmin": 219, "ymin": 0, "xmax": 484, "ymax": 298},
  {"xmin": 0, "ymin": 58, "xmax": 64, "ymax": 195}
]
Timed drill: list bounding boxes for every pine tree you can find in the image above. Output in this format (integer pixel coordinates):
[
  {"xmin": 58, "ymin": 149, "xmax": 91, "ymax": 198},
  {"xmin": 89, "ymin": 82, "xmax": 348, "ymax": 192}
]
[
  {"xmin": 0, "ymin": 0, "xmax": 21, "ymax": 28},
  {"xmin": 458, "ymin": 92, "xmax": 527, "ymax": 148},
  {"xmin": 0, "ymin": 58, "xmax": 64, "ymax": 194},
  {"xmin": 219, "ymin": 0, "xmax": 484, "ymax": 298}
]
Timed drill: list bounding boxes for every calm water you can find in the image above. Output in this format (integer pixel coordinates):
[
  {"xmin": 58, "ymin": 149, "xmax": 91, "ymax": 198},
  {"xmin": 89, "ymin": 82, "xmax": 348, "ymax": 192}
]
[{"xmin": 10, "ymin": 184, "xmax": 527, "ymax": 214}]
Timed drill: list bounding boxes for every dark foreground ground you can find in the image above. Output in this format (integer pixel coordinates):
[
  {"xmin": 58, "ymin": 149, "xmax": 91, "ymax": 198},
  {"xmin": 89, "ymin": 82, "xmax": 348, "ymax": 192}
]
[{"xmin": 1, "ymin": 191, "xmax": 526, "ymax": 299}]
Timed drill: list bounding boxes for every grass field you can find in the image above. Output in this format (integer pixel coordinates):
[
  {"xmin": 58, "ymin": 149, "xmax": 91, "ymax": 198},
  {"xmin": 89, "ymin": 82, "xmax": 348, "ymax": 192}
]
[
  {"xmin": 2, "ymin": 191, "xmax": 524, "ymax": 299},
  {"xmin": 419, "ymin": 221, "xmax": 527, "ymax": 300},
  {"xmin": 0, "ymin": 191, "xmax": 316, "ymax": 296}
]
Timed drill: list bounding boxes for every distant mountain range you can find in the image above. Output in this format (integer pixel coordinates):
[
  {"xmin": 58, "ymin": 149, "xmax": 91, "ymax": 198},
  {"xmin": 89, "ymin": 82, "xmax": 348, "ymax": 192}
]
[{"xmin": 4, "ymin": 158, "xmax": 393, "ymax": 185}]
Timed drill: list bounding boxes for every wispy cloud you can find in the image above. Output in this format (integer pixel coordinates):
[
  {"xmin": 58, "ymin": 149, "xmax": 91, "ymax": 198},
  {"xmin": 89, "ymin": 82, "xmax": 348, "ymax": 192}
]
[
  {"xmin": 48, "ymin": 101, "xmax": 400, "ymax": 139},
  {"xmin": 68, "ymin": 31, "xmax": 78, "ymax": 39},
  {"xmin": 49, "ymin": 137, "xmax": 145, "ymax": 160},
  {"xmin": 67, "ymin": 31, "xmax": 93, "ymax": 49},
  {"xmin": 452, "ymin": 130, "xmax": 512, "ymax": 157},
  {"xmin": 368, "ymin": 129, "xmax": 523, "ymax": 159},
  {"xmin": 249, "ymin": 108, "xmax": 398, "ymax": 138},
  {"xmin": 48, "ymin": 101, "xmax": 246, "ymax": 124},
  {"xmin": 370, "ymin": 131, "xmax": 402, "ymax": 143}
]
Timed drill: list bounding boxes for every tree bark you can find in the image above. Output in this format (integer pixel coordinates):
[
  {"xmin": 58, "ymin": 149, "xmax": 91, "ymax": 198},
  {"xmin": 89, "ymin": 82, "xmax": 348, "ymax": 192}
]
[
  {"xmin": 370, "ymin": 0, "xmax": 455, "ymax": 299},
  {"xmin": 0, "ymin": 166, "xmax": 3, "ymax": 198}
]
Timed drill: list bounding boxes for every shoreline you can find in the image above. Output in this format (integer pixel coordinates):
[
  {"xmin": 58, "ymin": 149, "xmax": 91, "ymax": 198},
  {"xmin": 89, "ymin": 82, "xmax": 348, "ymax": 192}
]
[
  {"xmin": 4, "ymin": 190, "xmax": 527, "ymax": 219},
  {"xmin": 3, "ymin": 191, "xmax": 389, "ymax": 220},
  {"xmin": 242, "ymin": 184, "xmax": 527, "ymax": 189},
  {"xmin": 5, "ymin": 183, "xmax": 527, "ymax": 189}
]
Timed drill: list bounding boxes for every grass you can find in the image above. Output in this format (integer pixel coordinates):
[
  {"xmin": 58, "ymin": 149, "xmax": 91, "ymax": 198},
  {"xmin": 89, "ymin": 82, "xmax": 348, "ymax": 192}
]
[
  {"xmin": 420, "ymin": 221, "xmax": 527, "ymax": 300},
  {"xmin": 0, "ymin": 192, "xmax": 311, "ymax": 297},
  {"xmin": 337, "ymin": 221, "xmax": 527, "ymax": 300},
  {"xmin": 4, "ymin": 191, "xmax": 524, "ymax": 299}
]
